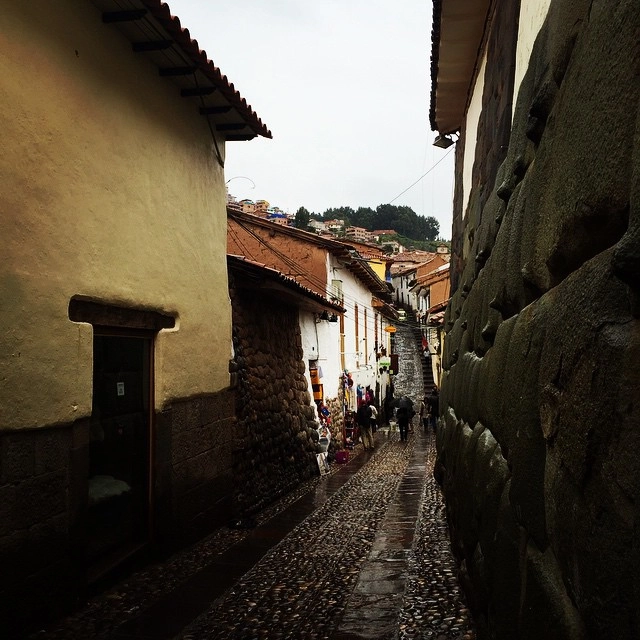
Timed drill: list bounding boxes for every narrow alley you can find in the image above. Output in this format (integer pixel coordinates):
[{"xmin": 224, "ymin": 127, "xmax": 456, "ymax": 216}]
[{"xmin": 28, "ymin": 325, "xmax": 475, "ymax": 640}]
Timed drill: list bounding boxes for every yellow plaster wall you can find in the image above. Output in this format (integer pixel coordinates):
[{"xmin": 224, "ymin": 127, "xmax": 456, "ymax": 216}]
[
  {"xmin": 367, "ymin": 260, "xmax": 386, "ymax": 281},
  {"xmin": 1, "ymin": 1, "xmax": 232, "ymax": 429}
]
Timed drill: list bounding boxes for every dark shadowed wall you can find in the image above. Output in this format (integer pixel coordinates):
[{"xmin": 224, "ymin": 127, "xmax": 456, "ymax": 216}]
[{"xmin": 437, "ymin": 0, "xmax": 640, "ymax": 638}]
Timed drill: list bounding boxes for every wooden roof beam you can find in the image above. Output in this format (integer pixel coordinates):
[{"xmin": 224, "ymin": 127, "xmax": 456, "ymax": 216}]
[
  {"xmin": 182, "ymin": 86, "xmax": 217, "ymax": 97},
  {"xmin": 132, "ymin": 40, "xmax": 173, "ymax": 52},
  {"xmin": 225, "ymin": 134, "xmax": 256, "ymax": 141},
  {"xmin": 103, "ymin": 9, "xmax": 147, "ymax": 23},
  {"xmin": 199, "ymin": 105, "xmax": 232, "ymax": 115},
  {"xmin": 216, "ymin": 123, "xmax": 246, "ymax": 132},
  {"xmin": 159, "ymin": 66, "xmax": 197, "ymax": 76}
]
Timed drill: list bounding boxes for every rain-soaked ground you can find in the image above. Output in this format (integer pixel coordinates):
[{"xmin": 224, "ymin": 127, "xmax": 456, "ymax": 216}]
[{"xmin": 29, "ymin": 325, "xmax": 475, "ymax": 639}]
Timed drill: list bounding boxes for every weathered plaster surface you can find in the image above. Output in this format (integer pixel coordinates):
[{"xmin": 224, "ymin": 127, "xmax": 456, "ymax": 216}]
[
  {"xmin": 462, "ymin": 51, "xmax": 488, "ymax": 217},
  {"xmin": 1, "ymin": 1, "xmax": 231, "ymax": 429}
]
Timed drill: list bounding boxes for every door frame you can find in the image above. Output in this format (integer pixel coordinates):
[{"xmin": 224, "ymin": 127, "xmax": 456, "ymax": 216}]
[{"xmin": 88, "ymin": 326, "xmax": 155, "ymax": 580}]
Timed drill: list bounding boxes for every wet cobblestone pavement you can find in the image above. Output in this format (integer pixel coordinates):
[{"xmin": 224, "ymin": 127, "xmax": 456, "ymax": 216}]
[{"xmin": 28, "ymin": 325, "xmax": 475, "ymax": 639}]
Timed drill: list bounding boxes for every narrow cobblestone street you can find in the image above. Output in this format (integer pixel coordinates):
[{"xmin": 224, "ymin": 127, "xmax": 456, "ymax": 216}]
[{"xmin": 29, "ymin": 326, "xmax": 475, "ymax": 640}]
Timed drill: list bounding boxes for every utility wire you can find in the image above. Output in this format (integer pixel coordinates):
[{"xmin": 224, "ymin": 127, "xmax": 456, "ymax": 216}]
[
  {"xmin": 232, "ymin": 218, "xmax": 386, "ymax": 326},
  {"xmin": 231, "ymin": 224, "xmax": 385, "ymax": 343},
  {"xmin": 387, "ymin": 146, "xmax": 454, "ymax": 204}
]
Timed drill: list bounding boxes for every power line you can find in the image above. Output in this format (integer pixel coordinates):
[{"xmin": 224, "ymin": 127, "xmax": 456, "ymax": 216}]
[
  {"xmin": 387, "ymin": 147, "xmax": 454, "ymax": 204},
  {"xmin": 231, "ymin": 218, "xmax": 386, "ymax": 323}
]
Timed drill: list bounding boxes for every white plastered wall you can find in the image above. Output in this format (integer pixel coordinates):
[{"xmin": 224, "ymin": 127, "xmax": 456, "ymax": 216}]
[
  {"xmin": 1, "ymin": 1, "xmax": 232, "ymax": 429},
  {"xmin": 513, "ymin": 0, "xmax": 553, "ymax": 118},
  {"xmin": 335, "ymin": 263, "xmax": 378, "ymax": 402},
  {"xmin": 462, "ymin": 50, "xmax": 488, "ymax": 217}
]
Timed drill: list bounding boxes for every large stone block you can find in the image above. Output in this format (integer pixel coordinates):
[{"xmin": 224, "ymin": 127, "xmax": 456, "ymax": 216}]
[
  {"xmin": 520, "ymin": 543, "xmax": 586, "ymax": 639},
  {"xmin": 441, "ymin": 0, "xmax": 640, "ymax": 636}
]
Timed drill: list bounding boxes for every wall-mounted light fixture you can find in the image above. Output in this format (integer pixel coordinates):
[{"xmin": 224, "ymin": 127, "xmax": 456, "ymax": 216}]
[{"xmin": 433, "ymin": 133, "xmax": 455, "ymax": 149}]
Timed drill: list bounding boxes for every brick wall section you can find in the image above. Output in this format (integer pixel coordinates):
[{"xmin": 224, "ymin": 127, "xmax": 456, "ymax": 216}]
[
  {"xmin": 230, "ymin": 281, "xmax": 319, "ymax": 518},
  {"xmin": 438, "ymin": 1, "xmax": 640, "ymax": 638}
]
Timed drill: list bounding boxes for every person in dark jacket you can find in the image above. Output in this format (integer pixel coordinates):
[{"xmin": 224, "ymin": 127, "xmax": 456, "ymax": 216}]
[
  {"xmin": 356, "ymin": 401, "xmax": 374, "ymax": 450},
  {"xmin": 426, "ymin": 386, "xmax": 439, "ymax": 432},
  {"xmin": 395, "ymin": 396, "xmax": 414, "ymax": 442}
]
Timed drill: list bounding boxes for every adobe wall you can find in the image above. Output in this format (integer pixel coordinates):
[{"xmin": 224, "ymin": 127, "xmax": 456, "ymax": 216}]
[
  {"xmin": 1, "ymin": 1, "xmax": 232, "ymax": 427},
  {"xmin": 228, "ymin": 218, "xmax": 329, "ymax": 298},
  {"xmin": 438, "ymin": 1, "xmax": 639, "ymax": 638}
]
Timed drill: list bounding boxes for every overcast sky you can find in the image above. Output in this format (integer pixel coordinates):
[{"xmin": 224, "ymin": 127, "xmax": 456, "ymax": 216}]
[{"xmin": 166, "ymin": 0, "xmax": 455, "ymax": 239}]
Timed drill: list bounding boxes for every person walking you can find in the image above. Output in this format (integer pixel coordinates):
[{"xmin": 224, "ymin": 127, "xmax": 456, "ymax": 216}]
[
  {"xmin": 357, "ymin": 401, "xmax": 374, "ymax": 450},
  {"xmin": 426, "ymin": 386, "xmax": 440, "ymax": 432},
  {"xmin": 369, "ymin": 402, "xmax": 378, "ymax": 435},
  {"xmin": 419, "ymin": 396, "xmax": 428, "ymax": 431},
  {"xmin": 395, "ymin": 396, "xmax": 413, "ymax": 442}
]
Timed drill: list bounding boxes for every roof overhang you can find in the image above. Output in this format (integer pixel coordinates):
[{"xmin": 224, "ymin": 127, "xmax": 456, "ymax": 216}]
[
  {"xmin": 372, "ymin": 297, "xmax": 400, "ymax": 321},
  {"xmin": 90, "ymin": 0, "xmax": 271, "ymax": 140},
  {"xmin": 430, "ymin": 0, "xmax": 492, "ymax": 134},
  {"xmin": 228, "ymin": 255, "xmax": 345, "ymax": 315}
]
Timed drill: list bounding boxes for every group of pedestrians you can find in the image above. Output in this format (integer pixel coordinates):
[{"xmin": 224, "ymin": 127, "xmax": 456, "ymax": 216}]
[{"xmin": 355, "ymin": 385, "xmax": 440, "ymax": 449}]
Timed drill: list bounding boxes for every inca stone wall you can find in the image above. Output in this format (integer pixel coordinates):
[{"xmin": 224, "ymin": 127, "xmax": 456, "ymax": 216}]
[
  {"xmin": 437, "ymin": 1, "xmax": 640, "ymax": 638},
  {"xmin": 230, "ymin": 284, "xmax": 320, "ymax": 518}
]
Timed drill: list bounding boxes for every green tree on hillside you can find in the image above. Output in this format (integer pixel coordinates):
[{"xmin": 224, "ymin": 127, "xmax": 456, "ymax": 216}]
[
  {"xmin": 322, "ymin": 207, "xmax": 355, "ymax": 223},
  {"xmin": 297, "ymin": 203, "xmax": 441, "ymax": 242},
  {"xmin": 294, "ymin": 206, "xmax": 310, "ymax": 230}
]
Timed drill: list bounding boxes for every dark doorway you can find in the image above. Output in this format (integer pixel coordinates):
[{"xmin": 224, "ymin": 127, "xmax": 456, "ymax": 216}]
[{"xmin": 87, "ymin": 332, "xmax": 153, "ymax": 580}]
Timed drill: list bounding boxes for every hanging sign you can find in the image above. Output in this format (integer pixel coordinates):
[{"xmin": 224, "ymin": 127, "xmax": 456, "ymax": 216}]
[{"xmin": 384, "ymin": 325, "xmax": 397, "ymax": 333}]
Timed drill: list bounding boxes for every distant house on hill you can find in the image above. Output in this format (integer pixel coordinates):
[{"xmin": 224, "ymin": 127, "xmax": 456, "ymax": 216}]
[
  {"xmin": 325, "ymin": 219, "xmax": 345, "ymax": 233},
  {"xmin": 239, "ymin": 199, "xmax": 257, "ymax": 214},
  {"xmin": 372, "ymin": 229, "xmax": 398, "ymax": 239},
  {"xmin": 345, "ymin": 226, "xmax": 372, "ymax": 243},
  {"xmin": 309, "ymin": 219, "xmax": 328, "ymax": 233}
]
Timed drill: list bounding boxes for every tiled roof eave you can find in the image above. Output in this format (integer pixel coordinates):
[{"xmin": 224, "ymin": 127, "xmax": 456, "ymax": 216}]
[
  {"xmin": 228, "ymin": 255, "xmax": 345, "ymax": 313},
  {"xmin": 92, "ymin": 0, "xmax": 271, "ymax": 139},
  {"xmin": 228, "ymin": 209, "xmax": 391, "ymax": 299}
]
